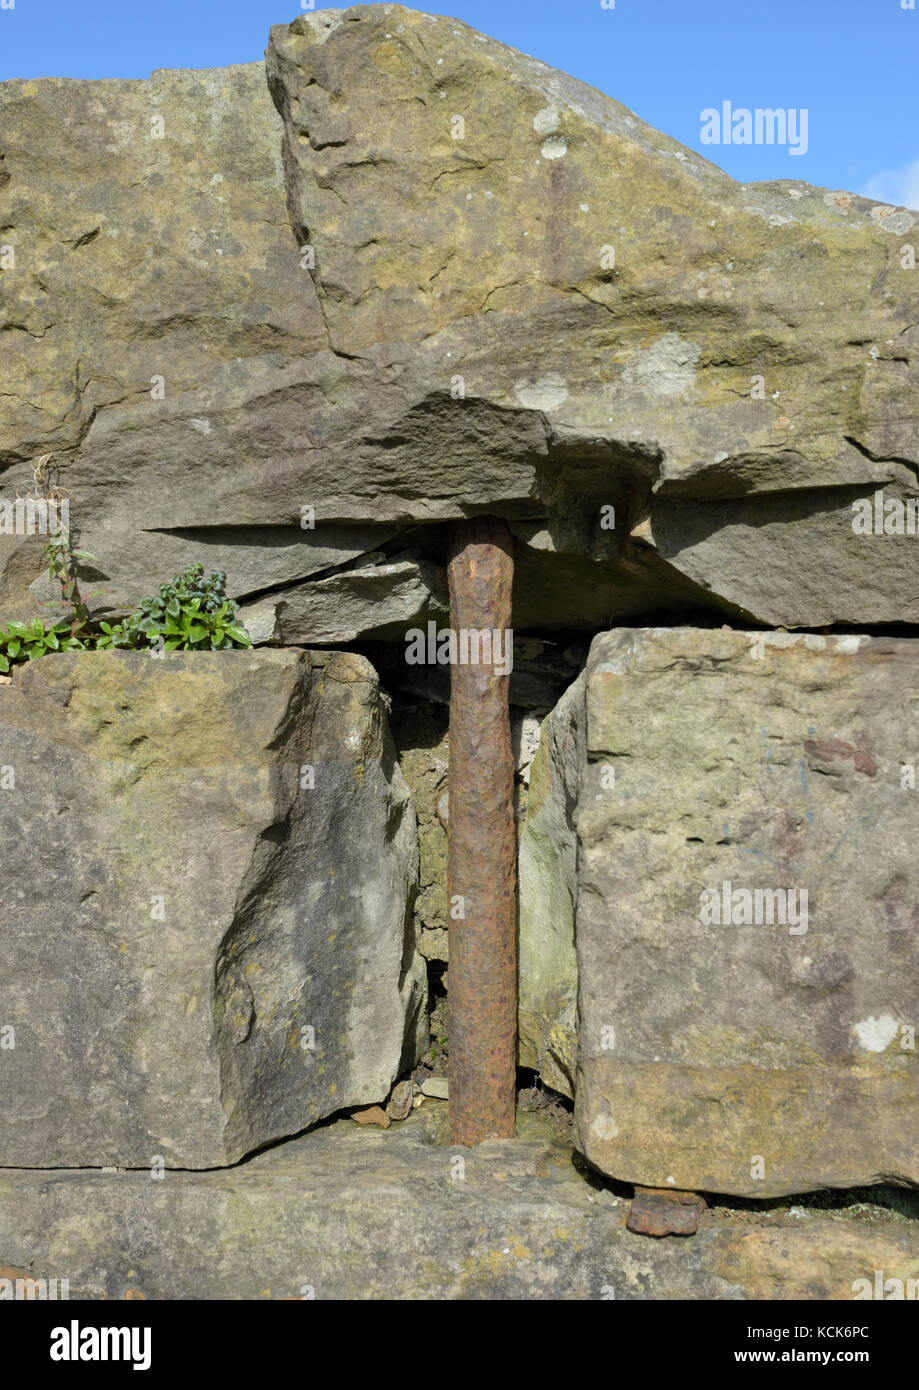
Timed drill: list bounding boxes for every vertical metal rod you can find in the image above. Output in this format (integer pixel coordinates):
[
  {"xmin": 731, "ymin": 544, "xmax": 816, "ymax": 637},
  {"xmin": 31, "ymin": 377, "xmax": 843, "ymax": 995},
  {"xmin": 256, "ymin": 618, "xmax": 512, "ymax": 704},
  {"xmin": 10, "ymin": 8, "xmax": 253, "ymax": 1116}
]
[{"xmin": 446, "ymin": 516, "xmax": 516, "ymax": 1144}]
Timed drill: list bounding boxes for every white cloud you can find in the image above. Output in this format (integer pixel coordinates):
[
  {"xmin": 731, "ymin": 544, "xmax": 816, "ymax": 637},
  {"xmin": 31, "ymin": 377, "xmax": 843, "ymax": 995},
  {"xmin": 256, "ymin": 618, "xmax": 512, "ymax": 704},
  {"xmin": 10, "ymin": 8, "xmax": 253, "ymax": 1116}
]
[{"xmin": 860, "ymin": 158, "xmax": 919, "ymax": 211}]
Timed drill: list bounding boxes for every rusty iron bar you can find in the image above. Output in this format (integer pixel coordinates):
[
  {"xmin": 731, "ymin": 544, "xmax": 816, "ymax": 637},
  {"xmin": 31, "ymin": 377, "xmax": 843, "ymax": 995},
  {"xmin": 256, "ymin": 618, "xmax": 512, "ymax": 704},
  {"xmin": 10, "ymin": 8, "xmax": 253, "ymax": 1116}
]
[{"xmin": 446, "ymin": 516, "xmax": 517, "ymax": 1144}]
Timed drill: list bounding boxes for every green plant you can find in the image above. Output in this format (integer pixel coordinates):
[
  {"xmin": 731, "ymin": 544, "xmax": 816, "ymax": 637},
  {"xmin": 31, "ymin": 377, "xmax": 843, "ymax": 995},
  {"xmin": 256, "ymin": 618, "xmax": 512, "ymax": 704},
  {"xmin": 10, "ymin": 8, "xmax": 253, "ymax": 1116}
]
[
  {"xmin": 0, "ymin": 618, "xmax": 86, "ymax": 674},
  {"xmin": 0, "ymin": 563, "xmax": 251, "ymax": 675},
  {"xmin": 96, "ymin": 564, "xmax": 251, "ymax": 653},
  {"xmin": 28, "ymin": 453, "xmax": 98, "ymax": 639},
  {"xmin": 43, "ymin": 524, "xmax": 98, "ymax": 637}
]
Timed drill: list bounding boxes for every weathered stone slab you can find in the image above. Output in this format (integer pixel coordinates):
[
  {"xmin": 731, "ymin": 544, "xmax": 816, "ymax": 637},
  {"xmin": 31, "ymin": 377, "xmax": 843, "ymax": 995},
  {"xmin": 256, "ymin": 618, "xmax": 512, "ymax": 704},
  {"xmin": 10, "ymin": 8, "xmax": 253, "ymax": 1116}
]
[
  {"xmin": 0, "ymin": 1110, "xmax": 916, "ymax": 1299},
  {"xmin": 575, "ymin": 628, "xmax": 919, "ymax": 1197},
  {"xmin": 238, "ymin": 554, "xmax": 448, "ymax": 644},
  {"xmin": 3, "ymin": 9, "xmax": 919, "ymax": 631},
  {"xmin": 0, "ymin": 63, "xmax": 332, "ymax": 619},
  {"xmin": 0, "ymin": 649, "xmax": 425, "ymax": 1167},
  {"xmin": 517, "ymin": 672, "xmax": 584, "ymax": 1096},
  {"xmin": 263, "ymin": 5, "xmax": 919, "ymax": 627}
]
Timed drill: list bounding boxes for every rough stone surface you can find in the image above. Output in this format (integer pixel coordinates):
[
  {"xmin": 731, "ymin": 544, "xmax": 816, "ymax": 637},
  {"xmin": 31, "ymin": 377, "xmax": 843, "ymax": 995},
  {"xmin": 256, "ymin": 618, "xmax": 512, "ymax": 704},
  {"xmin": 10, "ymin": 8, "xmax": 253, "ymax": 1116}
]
[
  {"xmin": 575, "ymin": 627, "xmax": 919, "ymax": 1197},
  {"xmin": 517, "ymin": 673, "xmax": 584, "ymax": 1096},
  {"xmin": 385, "ymin": 1079, "xmax": 414, "ymax": 1120},
  {"xmin": 389, "ymin": 698, "xmax": 451, "ymax": 968},
  {"xmin": 0, "ymin": 1110, "xmax": 916, "ymax": 1300},
  {"xmin": 239, "ymin": 555, "xmax": 448, "ymax": 645},
  {"xmin": 2, "ymin": 8, "xmax": 918, "ymax": 631},
  {"xmin": 0, "ymin": 649, "xmax": 425, "ymax": 1167},
  {"xmin": 264, "ymin": 5, "xmax": 919, "ymax": 627},
  {"xmin": 0, "ymin": 63, "xmax": 334, "ymax": 617},
  {"xmin": 350, "ymin": 1105, "xmax": 390, "ymax": 1128},
  {"xmin": 628, "ymin": 1188, "xmax": 708, "ymax": 1238}
]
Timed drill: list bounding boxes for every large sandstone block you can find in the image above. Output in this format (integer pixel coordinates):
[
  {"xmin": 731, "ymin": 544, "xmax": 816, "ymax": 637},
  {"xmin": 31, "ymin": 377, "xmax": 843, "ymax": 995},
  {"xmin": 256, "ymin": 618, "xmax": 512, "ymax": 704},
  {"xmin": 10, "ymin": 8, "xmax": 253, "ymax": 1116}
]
[
  {"xmin": 2, "ymin": 8, "xmax": 919, "ymax": 635},
  {"xmin": 575, "ymin": 628, "xmax": 919, "ymax": 1196},
  {"xmin": 0, "ymin": 649, "xmax": 425, "ymax": 1167},
  {"xmin": 265, "ymin": 5, "xmax": 919, "ymax": 628}
]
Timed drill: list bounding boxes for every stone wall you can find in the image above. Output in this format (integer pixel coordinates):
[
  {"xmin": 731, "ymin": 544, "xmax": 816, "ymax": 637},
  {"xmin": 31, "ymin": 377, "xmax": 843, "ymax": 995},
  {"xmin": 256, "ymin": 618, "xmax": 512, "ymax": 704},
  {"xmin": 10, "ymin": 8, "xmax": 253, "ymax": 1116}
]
[{"xmin": 1, "ymin": 3, "xmax": 918, "ymax": 1214}]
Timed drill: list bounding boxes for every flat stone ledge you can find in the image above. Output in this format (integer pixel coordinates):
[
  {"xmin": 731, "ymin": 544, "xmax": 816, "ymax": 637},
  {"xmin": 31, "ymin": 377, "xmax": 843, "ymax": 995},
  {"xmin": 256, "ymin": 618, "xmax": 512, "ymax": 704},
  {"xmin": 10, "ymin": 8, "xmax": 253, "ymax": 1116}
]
[{"xmin": 1, "ymin": 1112, "xmax": 917, "ymax": 1301}]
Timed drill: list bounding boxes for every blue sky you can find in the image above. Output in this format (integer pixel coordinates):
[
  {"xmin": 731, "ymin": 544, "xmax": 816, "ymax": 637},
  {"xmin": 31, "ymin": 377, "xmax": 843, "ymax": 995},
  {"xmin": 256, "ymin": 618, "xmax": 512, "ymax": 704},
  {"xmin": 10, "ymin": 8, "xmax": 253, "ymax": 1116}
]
[{"xmin": 0, "ymin": 0, "xmax": 916, "ymax": 205}]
